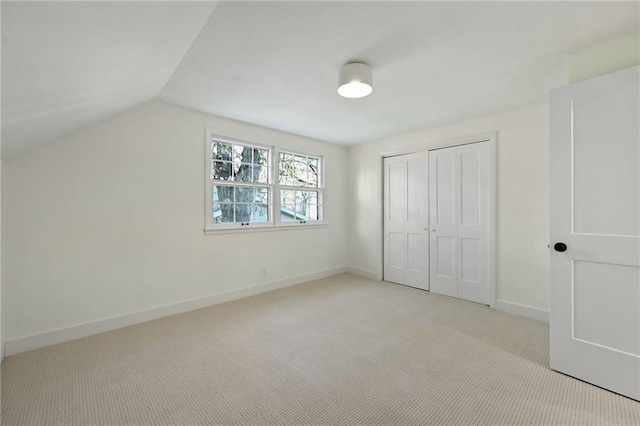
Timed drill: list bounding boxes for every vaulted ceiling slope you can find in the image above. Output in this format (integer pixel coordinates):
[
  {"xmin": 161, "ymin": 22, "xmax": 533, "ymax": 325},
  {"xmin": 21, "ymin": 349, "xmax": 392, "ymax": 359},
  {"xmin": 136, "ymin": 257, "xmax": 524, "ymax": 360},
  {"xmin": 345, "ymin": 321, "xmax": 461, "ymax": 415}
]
[
  {"xmin": 1, "ymin": 1, "xmax": 217, "ymax": 159},
  {"xmin": 2, "ymin": 1, "xmax": 638, "ymax": 159}
]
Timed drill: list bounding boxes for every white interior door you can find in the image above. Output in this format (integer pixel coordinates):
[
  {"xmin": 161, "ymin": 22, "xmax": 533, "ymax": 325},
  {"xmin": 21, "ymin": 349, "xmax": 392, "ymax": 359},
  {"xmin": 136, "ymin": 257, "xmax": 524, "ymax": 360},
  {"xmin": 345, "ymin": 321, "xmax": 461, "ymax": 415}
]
[
  {"xmin": 428, "ymin": 149, "xmax": 458, "ymax": 297},
  {"xmin": 429, "ymin": 142, "xmax": 491, "ymax": 304},
  {"xmin": 383, "ymin": 152, "xmax": 429, "ymax": 290},
  {"xmin": 550, "ymin": 66, "xmax": 640, "ymax": 400}
]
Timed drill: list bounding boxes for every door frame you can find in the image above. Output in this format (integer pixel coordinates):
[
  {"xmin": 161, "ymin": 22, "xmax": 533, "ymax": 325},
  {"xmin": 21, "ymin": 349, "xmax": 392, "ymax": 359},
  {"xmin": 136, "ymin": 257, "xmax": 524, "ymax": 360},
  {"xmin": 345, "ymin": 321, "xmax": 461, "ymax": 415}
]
[{"xmin": 380, "ymin": 131, "xmax": 498, "ymax": 308}]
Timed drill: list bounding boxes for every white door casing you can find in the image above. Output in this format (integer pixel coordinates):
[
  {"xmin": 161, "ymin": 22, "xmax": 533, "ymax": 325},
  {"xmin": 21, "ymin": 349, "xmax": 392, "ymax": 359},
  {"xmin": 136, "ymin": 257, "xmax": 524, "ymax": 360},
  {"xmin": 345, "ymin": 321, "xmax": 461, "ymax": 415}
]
[
  {"xmin": 429, "ymin": 141, "xmax": 491, "ymax": 305},
  {"xmin": 550, "ymin": 66, "xmax": 640, "ymax": 400},
  {"xmin": 383, "ymin": 152, "xmax": 429, "ymax": 290}
]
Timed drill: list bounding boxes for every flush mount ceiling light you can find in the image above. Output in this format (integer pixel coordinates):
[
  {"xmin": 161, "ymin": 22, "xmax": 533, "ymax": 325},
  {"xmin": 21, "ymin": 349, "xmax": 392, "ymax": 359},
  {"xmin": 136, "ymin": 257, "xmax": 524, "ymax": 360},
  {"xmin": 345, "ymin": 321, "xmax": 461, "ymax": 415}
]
[{"xmin": 338, "ymin": 62, "xmax": 373, "ymax": 98}]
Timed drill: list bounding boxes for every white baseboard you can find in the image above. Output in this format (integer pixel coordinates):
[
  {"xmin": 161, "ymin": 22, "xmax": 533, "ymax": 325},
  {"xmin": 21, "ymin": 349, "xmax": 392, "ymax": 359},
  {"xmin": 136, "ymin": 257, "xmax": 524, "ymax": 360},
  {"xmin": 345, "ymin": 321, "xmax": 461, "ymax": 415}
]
[
  {"xmin": 346, "ymin": 266, "xmax": 380, "ymax": 281},
  {"xmin": 496, "ymin": 299, "xmax": 549, "ymax": 323},
  {"xmin": 4, "ymin": 267, "xmax": 347, "ymax": 356}
]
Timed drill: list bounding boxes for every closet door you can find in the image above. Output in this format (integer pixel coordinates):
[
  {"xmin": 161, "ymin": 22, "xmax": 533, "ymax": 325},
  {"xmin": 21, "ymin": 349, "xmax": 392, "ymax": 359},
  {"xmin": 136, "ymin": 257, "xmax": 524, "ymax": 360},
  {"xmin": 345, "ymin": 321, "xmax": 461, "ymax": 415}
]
[
  {"xmin": 383, "ymin": 152, "xmax": 429, "ymax": 290},
  {"xmin": 457, "ymin": 143, "xmax": 491, "ymax": 304},
  {"xmin": 428, "ymin": 149, "xmax": 458, "ymax": 297},
  {"xmin": 429, "ymin": 142, "xmax": 490, "ymax": 304}
]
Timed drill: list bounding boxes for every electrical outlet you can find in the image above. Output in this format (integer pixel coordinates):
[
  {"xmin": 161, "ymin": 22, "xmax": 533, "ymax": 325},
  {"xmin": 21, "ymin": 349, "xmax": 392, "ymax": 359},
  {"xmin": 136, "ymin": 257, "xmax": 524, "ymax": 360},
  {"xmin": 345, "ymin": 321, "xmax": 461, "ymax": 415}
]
[{"xmin": 260, "ymin": 267, "xmax": 267, "ymax": 277}]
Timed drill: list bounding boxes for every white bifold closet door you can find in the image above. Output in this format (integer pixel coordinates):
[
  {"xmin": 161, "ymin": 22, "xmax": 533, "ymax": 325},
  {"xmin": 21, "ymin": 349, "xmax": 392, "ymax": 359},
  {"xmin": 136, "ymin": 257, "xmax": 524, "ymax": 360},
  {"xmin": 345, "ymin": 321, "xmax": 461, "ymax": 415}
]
[
  {"xmin": 383, "ymin": 152, "xmax": 429, "ymax": 290},
  {"xmin": 429, "ymin": 142, "xmax": 490, "ymax": 304}
]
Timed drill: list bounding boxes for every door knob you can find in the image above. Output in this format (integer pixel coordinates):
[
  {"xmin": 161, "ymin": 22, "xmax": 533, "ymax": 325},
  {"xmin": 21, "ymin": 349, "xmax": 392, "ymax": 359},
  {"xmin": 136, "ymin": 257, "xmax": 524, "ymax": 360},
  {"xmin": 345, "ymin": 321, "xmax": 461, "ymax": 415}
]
[{"xmin": 554, "ymin": 242, "xmax": 567, "ymax": 252}]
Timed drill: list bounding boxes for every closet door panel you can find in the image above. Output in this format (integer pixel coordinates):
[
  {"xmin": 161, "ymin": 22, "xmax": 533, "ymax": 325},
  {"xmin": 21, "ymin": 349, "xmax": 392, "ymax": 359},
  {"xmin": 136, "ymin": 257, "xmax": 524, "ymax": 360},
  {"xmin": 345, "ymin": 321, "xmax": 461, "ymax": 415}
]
[
  {"xmin": 429, "ymin": 150, "xmax": 458, "ymax": 297},
  {"xmin": 429, "ymin": 142, "xmax": 490, "ymax": 304},
  {"xmin": 457, "ymin": 142, "xmax": 490, "ymax": 305}
]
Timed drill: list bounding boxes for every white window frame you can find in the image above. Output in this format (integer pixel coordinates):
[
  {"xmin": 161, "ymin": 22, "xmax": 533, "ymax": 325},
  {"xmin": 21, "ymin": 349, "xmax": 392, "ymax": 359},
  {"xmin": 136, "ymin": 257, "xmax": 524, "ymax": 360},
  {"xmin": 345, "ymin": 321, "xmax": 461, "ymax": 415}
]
[
  {"xmin": 204, "ymin": 129, "xmax": 326, "ymax": 234},
  {"xmin": 276, "ymin": 149, "xmax": 324, "ymax": 226},
  {"xmin": 205, "ymin": 131, "xmax": 275, "ymax": 231}
]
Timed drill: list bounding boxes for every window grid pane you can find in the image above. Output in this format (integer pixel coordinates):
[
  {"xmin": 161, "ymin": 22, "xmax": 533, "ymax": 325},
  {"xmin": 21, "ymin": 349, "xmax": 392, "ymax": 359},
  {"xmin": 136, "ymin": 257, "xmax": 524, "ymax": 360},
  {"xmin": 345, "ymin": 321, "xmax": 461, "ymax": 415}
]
[
  {"xmin": 212, "ymin": 139, "xmax": 272, "ymax": 185},
  {"xmin": 210, "ymin": 138, "xmax": 324, "ymax": 228},
  {"xmin": 278, "ymin": 151, "xmax": 321, "ymax": 189},
  {"xmin": 277, "ymin": 149, "xmax": 322, "ymax": 223},
  {"xmin": 213, "ymin": 184, "xmax": 272, "ymax": 224},
  {"xmin": 279, "ymin": 189, "xmax": 321, "ymax": 221}
]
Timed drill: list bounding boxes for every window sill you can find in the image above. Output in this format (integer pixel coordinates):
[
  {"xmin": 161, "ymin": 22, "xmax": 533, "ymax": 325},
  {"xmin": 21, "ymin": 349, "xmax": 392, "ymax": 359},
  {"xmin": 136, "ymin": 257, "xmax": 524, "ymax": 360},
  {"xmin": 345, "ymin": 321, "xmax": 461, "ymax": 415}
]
[{"xmin": 203, "ymin": 222, "xmax": 328, "ymax": 235}]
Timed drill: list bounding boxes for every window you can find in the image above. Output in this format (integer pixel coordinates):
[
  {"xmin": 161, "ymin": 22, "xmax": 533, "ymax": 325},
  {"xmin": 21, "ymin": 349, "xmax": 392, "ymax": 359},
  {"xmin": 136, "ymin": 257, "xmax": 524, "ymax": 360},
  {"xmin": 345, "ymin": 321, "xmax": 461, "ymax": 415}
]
[
  {"xmin": 205, "ymin": 131, "xmax": 324, "ymax": 231},
  {"xmin": 279, "ymin": 151, "xmax": 322, "ymax": 223},
  {"xmin": 208, "ymin": 135, "xmax": 272, "ymax": 228}
]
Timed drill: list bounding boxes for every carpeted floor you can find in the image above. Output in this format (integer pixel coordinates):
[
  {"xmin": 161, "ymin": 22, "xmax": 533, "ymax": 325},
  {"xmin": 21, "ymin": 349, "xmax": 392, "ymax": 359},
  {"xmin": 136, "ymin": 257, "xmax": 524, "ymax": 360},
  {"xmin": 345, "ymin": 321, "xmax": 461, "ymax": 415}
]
[{"xmin": 1, "ymin": 273, "xmax": 639, "ymax": 425}]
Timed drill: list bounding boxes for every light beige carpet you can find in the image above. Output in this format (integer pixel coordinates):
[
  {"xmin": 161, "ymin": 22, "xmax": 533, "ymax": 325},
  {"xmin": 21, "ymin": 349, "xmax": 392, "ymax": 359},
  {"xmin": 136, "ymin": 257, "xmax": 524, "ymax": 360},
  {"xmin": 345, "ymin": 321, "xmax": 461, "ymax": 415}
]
[{"xmin": 1, "ymin": 273, "xmax": 639, "ymax": 425}]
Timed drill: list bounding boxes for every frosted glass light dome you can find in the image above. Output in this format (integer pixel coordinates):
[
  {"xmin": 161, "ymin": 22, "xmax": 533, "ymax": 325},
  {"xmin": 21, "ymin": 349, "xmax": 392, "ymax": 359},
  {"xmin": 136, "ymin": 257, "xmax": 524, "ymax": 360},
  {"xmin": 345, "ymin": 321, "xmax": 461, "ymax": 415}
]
[{"xmin": 338, "ymin": 62, "xmax": 373, "ymax": 98}]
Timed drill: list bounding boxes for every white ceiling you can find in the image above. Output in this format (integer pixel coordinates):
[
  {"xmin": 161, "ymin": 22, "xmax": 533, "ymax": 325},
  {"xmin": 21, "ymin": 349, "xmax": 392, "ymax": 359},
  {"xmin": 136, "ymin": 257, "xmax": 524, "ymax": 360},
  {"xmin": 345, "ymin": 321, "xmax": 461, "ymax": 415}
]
[
  {"xmin": 2, "ymin": 1, "xmax": 639, "ymax": 159},
  {"xmin": 1, "ymin": 1, "xmax": 217, "ymax": 159}
]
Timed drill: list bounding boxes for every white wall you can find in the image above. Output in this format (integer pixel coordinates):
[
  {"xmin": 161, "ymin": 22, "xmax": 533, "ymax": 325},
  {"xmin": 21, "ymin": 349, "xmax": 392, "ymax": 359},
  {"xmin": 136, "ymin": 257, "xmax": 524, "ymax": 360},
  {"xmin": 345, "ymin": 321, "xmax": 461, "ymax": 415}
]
[
  {"xmin": 569, "ymin": 31, "xmax": 639, "ymax": 83},
  {"xmin": 3, "ymin": 101, "xmax": 348, "ymax": 352},
  {"xmin": 0, "ymin": 160, "xmax": 4, "ymax": 361},
  {"xmin": 347, "ymin": 104, "xmax": 550, "ymax": 320}
]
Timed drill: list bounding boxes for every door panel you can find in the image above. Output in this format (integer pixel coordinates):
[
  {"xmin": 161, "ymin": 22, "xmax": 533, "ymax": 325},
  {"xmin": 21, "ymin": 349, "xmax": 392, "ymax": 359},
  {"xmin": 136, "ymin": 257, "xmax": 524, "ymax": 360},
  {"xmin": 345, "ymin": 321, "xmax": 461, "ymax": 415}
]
[
  {"xmin": 573, "ymin": 260, "xmax": 639, "ymax": 356},
  {"xmin": 388, "ymin": 162, "xmax": 406, "ymax": 223},
  {"xmin": 383, "ymin": 152, "xmax": 429, "ymax": 289},
  {"xmin": 460, "ymin": 151, "xmax": 480, "ymax": 226},
  {"xmin": 550, "ymin": 65, "xmax": 640, "ymax": 400},
  {"xmin": 405, "ymin": 155, "xmax": 429, "ymax": 287},
  {"xmin": 436, "ymin": 154, "xmax": 455, "ymax": 224},
  {"xmin": 430, "ymin": 151, "xmax": 458, "ymax": 296},
  {"xmin": 407, "ymin": 158, "xmax": 423, "ymax": 222},
  {"xmin": 460, "ymin": 238, "xmax": 481, "ymax": 283},
  {"xmin": 388, "ymin": 232, "xmax": 405, "ymax": 269},
  {"xmin": 384, "ymin": 159, "xmax": 407, "ymax": 285},
  {"xmin": 457, "ymin": 142, "xmax": 490, "ymax": 304},
  {"xmin": 432, "ymin": 237, "xmax": 457, "ymax": 297},
  {"xmin": 429, "ymin": 142, "xmax": 490, "ymax": 304},
  {"xmin": 407, "ymin": 233, "xmax": 422, "ymax": 270},
  {"xmin": 572, "ymin": 78, "xmax": 639, "ymax": 237}
]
